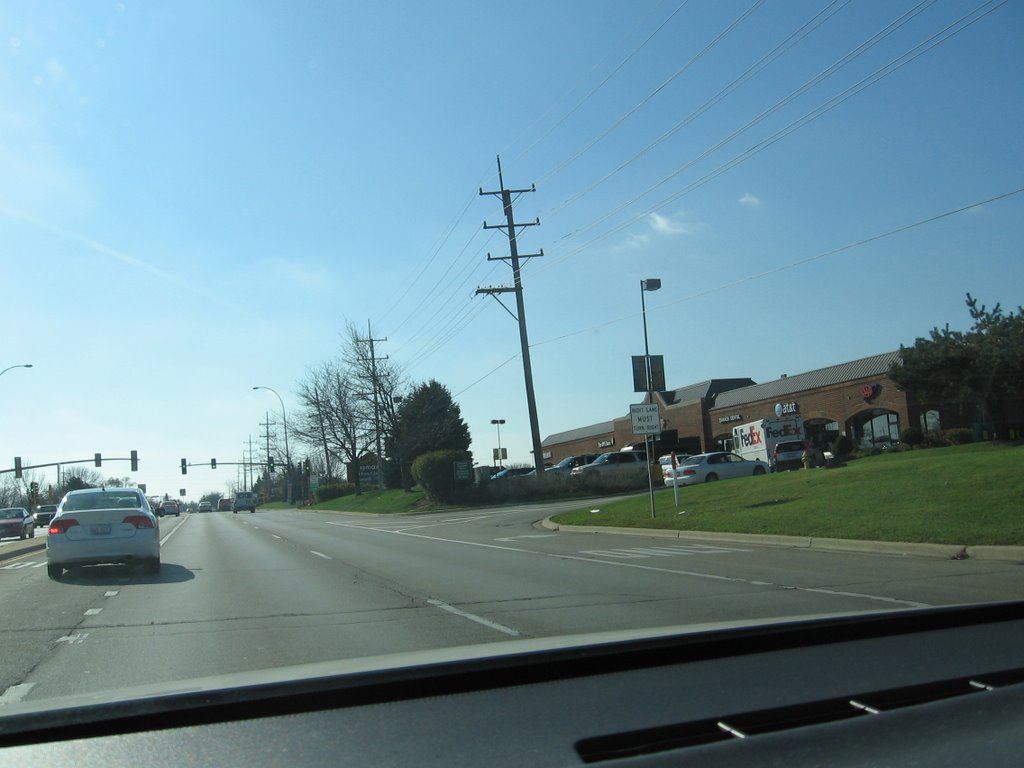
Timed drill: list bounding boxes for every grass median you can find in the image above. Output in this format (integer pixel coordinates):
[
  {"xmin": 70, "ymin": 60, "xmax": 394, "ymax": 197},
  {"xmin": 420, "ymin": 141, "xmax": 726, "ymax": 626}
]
[{"xmin": 550, "ymin": 442, "xmax": 1024, "ymax": 546}]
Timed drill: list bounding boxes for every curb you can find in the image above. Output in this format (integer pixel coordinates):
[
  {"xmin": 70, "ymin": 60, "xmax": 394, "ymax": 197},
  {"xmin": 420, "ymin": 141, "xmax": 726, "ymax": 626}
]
[
  {"xmin": 0, "ymin": 539, "xmax": 46, "ymax": 563},
  {"xmin": 538, "ymin": 518, "xmax": 1024, "ymax": 562}
]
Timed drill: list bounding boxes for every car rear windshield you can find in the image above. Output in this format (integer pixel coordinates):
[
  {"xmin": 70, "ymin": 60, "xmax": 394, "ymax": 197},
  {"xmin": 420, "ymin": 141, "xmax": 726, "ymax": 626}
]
[{"xmin": 63, "ymin": 493, "xmax": 142, "ymax": 511}]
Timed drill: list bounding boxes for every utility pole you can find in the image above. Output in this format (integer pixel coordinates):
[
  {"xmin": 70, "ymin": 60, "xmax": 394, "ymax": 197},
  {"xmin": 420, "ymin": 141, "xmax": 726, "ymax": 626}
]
[
  {"xmin": 260, "ymin": 411, "xmax": 277, "ymax": 499},
  {"xmin": 477, "ymin": 156, "xmax": 545, "ymax": 479},
  {"xmin": 356, "ymin": 320, "xmax": 387, "ymax": 490}
]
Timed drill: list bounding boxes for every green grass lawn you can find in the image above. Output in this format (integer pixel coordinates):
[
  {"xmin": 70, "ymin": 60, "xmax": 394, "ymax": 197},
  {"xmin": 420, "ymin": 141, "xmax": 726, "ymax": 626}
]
[
  {"xmin": 309, "ymin": 488, "xmax": 431, "ymax": 514},
  {"xmin": 550, "ymin": 442, "xmax": 1024, "ymax": 546}
]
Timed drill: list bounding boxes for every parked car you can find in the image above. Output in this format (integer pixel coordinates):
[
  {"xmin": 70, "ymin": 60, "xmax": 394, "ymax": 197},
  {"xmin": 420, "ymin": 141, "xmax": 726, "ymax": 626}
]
[
  {"xmin": 490, "ymin": 467, "xmax": 534, "ymax": 480},
  {"xmin": 773, "ymin": 440, "xmax": 807, "ymax": 471},
  {"xmin": 34, "ymin": 503, "xmax": 59, "ymax": 527},
  {"xmin": 198, "ymin": 501, "xmax": 213, "ymax": 513},
  {"xmin": 46, "ymin": 488, "xmax": 160, "ymax": 579},
  {"xmin": 0, "ymin": 507, "xmax": 35, "ymax": 540},
  {"xmin": 570, "ymin": 450, "xmax": 649, "ymax": 485},
  {"xmin": 233, "ymin": 491, "xmax": 258, "ymax": 513},
  {"xmin": 545, "ymin": 454, "xmax": 599, "ymax": 475},
  {"xmin": 218, "ymin": 498, "xmax": 233, "ymax": 511},
  {"xmin": 669, "ymin": 452, "xmax": 768, "ymax": 486},
  {"xmin": 658, "ymin": 454, "xmax": 692, "ymax": 486}
]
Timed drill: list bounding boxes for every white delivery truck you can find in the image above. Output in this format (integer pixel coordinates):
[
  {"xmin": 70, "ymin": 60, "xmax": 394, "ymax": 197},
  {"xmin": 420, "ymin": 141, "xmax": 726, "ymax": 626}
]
[{"xmin": 731, "ymin": 417, "xmax": 805, "ymax": 470}]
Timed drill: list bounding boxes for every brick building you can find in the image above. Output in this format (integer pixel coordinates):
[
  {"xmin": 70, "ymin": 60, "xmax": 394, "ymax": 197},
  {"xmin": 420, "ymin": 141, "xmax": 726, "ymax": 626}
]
[{"xmin": 541, "ymin": 351, "xmax": 934, "ymax": 463}]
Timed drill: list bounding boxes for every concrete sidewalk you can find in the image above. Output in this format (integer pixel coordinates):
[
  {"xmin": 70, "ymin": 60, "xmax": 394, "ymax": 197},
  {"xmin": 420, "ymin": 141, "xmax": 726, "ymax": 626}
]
[{"xmin": 539, "ymin": 518, "xmax": 1024, "ymax": 562}]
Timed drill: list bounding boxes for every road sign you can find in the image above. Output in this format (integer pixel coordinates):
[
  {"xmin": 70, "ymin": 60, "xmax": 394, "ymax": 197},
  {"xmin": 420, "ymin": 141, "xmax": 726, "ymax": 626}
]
[
  {"xmin": 453, "ymin": 461, "xmax": 473, "ymax": 481},
  {"xmin": 630, "ymin": 403, "xmax": 661, "ymax": 435}
]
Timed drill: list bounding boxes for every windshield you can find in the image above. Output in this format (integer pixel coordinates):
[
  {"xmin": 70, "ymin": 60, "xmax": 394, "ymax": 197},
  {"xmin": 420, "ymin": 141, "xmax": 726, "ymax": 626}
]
[
  {"xmin": 1, "ymin": 0, "xmax": 1021, "ymax": 723},
  {"xmin": 0, "ymin": 509, "xmax": 23, "ymax": 520}
]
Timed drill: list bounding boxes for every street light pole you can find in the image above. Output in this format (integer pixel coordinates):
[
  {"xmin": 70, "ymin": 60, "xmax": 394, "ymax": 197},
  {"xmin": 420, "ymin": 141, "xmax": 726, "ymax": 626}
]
[
  {"xmin": 640, "ymin": 279, "xmax": 661, "ymax": 519},
  {"xmin": 253, "ymin": 386, "xmax": 291, "ymax": 504},
  {"xmin": 490, "ymin": 419, "xmax": 506, "ymax": 468},
  {"xmin": 0, "ymin": 364, "xmax": 33, "ymax": 378}
]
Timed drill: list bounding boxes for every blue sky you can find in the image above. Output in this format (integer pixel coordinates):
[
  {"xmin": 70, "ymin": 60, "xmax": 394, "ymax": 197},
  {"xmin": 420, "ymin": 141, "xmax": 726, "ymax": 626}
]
[{"xmin": 2, "ymin": 0, "xmax": 1021, "ymax": 499}]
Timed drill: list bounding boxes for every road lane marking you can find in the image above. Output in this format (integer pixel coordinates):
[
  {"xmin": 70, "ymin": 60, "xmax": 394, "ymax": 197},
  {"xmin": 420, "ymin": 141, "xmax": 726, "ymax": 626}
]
[
  {"xmin": 310, "ymin": 550, "xmax": 332, "ymax": 560},
  {"xmin": 160, "ymin": 515, "xmax": 189, "ymax": 546},
  {"xmin": 427, "ymin": 599, "xmax": 521, "ymax": 637},
  {"xmin": 55, "ymin": 633, "xmax": 88, "ymax": 645},
  {"xmin": 271, "ymin": 534, "xmax": 282, "ymax": 539},
  {"xmin": 0, "ymin": 684, "xmax": 35, "ymax": 706},
  {"xmin": 1, "ymin": 562, "xmax": 34, "ymax": 569},
  {"xmin": 104, "ymin": 591, "xmax": 118, "ymax": 597},
  {"xmin": 494, "ymin": 534, "xmax": 558, "ymax": 542},
  {"xmin": 324, "ymin": 521, "xmax": 931, "ymax": 609},
  {"xmin": 84, "ymin": 608, "xmax": 102, "ymax": 616},
  {"xmin": 579, "ymin": 544, "xmax": 751, "ymax": 559}
]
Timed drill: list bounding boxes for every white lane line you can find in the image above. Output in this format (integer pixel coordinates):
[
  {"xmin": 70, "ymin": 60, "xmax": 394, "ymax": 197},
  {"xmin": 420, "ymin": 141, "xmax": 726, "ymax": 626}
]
[
  {"xmin": 104, "ymin": 591, "xmax": 119, "ymax": 597},
  {"xmin": 309, "ymin": 550, "xmax": 332, "ymax": 560},
  {"xmin": 84, "ymin": 608, "xmax": 102, "ymax": 616},
  {"xmin": 32, "ymin": 562, "xmax": 46, "ymax": 568},
  {"xmin": 0, "ymin": 683, "xmax": 35, "ymax": 706},
  {"xmin": 55, "ymin": 633, "xmax": 88, "ymax": 645},
  {"xmin": 494, "ymin": 534, "xmax": 558, "ymax": 542},
  {"xmin": 271, "ymin": 534, "xmax": 282, "ymax": 539},
  {"xmin": 325, "ymin": 521, "xmax": 931, "ymax": 609},
  {"xmin": 1, "ymin": 562, "xmax": 33, "ymax": 569},
  {"xmin": 427, "ymin": 599, "xmax": 521, "ymax": 637},
  {"xmin": 160, "ymin": 515, "xmax": 189, "ymax": 546}
]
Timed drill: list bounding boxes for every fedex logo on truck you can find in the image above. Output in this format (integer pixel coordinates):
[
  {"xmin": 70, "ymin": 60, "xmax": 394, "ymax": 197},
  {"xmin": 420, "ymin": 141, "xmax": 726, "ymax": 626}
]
[
  {"xmin": 765, "ymin": 423, "xmax": 803, "ymax": 440},
  {"xmin": 737, "ymin": 426, "xmax": 763, "ymax": 448}
]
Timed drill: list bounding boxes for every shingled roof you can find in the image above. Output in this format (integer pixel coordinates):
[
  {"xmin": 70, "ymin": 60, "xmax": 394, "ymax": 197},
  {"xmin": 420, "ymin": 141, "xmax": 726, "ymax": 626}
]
[{"xmin": 712, "ymin": 350, "xmax": 902, "ymax": 409}]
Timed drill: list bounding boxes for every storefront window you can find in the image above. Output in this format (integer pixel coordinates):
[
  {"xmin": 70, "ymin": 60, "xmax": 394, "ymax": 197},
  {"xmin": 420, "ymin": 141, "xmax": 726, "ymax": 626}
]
[{"xmin": 850, "ymin": 410, "xmax": 901, "ymax": 449}]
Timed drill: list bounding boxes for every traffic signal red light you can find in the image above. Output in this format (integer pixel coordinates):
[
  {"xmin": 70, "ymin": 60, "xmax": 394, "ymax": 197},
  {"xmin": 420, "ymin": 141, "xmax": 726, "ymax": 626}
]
[{"xmin": 130, "ymin": 450, "xmax": 139, "ymax": 472}]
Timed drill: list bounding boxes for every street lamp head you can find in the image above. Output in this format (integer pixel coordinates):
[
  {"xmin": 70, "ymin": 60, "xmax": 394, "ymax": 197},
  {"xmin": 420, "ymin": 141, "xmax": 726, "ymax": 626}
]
[
  {"xmin": 491, "ymin": 419, "xmax": 506, "ymax": 425},
  {"xmin": 641, "ymin": 278, "xmax": 661, "ymax": 292}
]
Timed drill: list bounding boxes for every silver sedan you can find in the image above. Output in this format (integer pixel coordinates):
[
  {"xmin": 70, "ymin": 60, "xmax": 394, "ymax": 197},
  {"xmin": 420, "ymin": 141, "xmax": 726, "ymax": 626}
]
[
  {"xmin": 666, "ymin": 452, "xmax": 768, "ymax": 486},
  {"xmin": 47, "ymin": 488, "xmax": 160, "ymax": 579}
]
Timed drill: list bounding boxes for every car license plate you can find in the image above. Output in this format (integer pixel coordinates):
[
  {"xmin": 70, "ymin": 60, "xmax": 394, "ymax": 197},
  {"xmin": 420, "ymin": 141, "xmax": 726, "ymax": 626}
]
[{"xmin": 90, "ymin": 524, "xmax": 111, "ymax": 536}]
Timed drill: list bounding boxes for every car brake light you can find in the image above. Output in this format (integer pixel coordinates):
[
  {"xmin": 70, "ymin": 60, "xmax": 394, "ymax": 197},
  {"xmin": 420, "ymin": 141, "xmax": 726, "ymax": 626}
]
[
  {"xmin": 49, "ymin": 518, "xmax": 80, "ymax": 535},
  {"xmin": 122, "ymin": 515, "xmax": 154, "ymax": 529}
]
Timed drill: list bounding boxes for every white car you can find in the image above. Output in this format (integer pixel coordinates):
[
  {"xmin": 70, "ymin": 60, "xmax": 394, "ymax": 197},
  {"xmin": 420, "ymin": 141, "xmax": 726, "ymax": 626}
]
[
  {"xmin": 667, "ymin": 452, "xmax": 768, "ymax": 486},
  {"xmin": 658, "ymin": 454, "xmax": 691, "ymax": 486},
  {"xmin": 47, "ymin": 488, "xmax": 160, "ymax": 579}
]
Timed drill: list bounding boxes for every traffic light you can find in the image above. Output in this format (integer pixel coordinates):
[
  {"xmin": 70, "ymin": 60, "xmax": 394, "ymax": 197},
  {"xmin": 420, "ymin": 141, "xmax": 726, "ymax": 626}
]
[
  {"xmin": 268, "ymin": 456, "xmax": 275, "ymax": 473},
  {"xmin": 14, "ymin": 457, "xmax": 22, "ymax": 479},
  {"xmin": 211, "ymin": 458, "xmax": 217, "ymax": 469},
  {"xmin": 304, "ymin": 458, "xmax": 311, "ymax": 474},
  {"xmin": 30, "ymin": 481, "xmax": 39, "ymax": 503},
  {"xmin": 94, "ymin": 452, "xmax": 102, "ymax": 467},
  {"xmin": 130, "ymin": 450, "xmax": 139, "ymax": 472},
  {"xmin": 181, "ymin": 458, "xmax": 188, "ymax": 475}
]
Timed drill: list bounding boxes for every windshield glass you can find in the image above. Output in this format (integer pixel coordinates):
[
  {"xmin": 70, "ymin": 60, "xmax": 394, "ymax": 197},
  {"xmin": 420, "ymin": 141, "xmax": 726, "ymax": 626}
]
[
  {"xmin": 1, "ymin": 0, "xmax": 1021, "ymax": 721},
  {"xmin": 0, "ymin": 509, "xmax": 22, "ymax": 520}
]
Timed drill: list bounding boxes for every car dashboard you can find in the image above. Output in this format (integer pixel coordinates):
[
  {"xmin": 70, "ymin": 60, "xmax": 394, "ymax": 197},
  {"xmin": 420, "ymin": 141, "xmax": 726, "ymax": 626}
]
[{"xmin": 0, "ymin": 601, "xmax": 1022, "ymax": 767}]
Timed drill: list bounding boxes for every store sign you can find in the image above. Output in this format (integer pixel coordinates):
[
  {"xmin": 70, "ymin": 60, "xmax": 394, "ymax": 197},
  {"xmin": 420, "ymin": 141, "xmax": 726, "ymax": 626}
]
[
  {"xmin": 775, "ymin": 402, "xmax": 799, "ymax": 417},
  {"xmin": 861, "ymin": 383, "xmax": 881, "ymax": 401},
  {"xmin": 597, "ymin": 438, "xmax": 615, "ymax": 449},
  {"xmin": 718, "ymin": 414, "xmax": 743, "ymax": 424}
]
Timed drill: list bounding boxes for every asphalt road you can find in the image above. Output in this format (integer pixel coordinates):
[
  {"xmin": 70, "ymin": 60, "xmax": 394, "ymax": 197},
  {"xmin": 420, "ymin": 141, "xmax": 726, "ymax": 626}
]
[{"xmin": 1, "ymin": 503, "xmax": 1022, "ymax": 708}]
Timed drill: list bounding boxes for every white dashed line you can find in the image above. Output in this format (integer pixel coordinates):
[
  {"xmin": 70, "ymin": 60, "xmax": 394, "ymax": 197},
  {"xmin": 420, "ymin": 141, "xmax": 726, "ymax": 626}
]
[
  {"xmin": 104, "ymin": 591, "xmax": 119, "ymax": 597},
  {"xmin": 310, "ymin": 550, "xmax": 332, "ymax": 560},
  {"xmin": 0, "ymin": 683, "xmax": 35, "ymax": 706},
  {"xmin": 84, "ymin": 608, "xmax": 102, "ymax": 616}
]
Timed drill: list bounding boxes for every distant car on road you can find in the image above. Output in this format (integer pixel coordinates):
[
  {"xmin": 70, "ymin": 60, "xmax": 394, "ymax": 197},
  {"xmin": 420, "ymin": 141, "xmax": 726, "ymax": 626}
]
[
  {"xmin": 669, "ymin": 452, "xmax": 768, "ymax": 486},
  {"xmin": 46, "ymin": 488, "xmax": 160, "ymax": 579},
  {"xmin": 34, "ymin": 504, "xmax": 59, "ymax": 527},
  {"xmin": 233, "ymin": 491, "xmax": 258, "ymax": 514},
  {"xmin": 197, "ymin": 501, "xmax": 212, "ymax": 513},
  {"xmin": 159, "ymin": 500, "xmax": 181, "ymax": 517},
  {"xmin": 0, "ymin": 507, "xmax": 35, "ymax": 540},
  {"xmin": 218, "ymin": 498, "xmax": 233, "ymax": 511}
]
